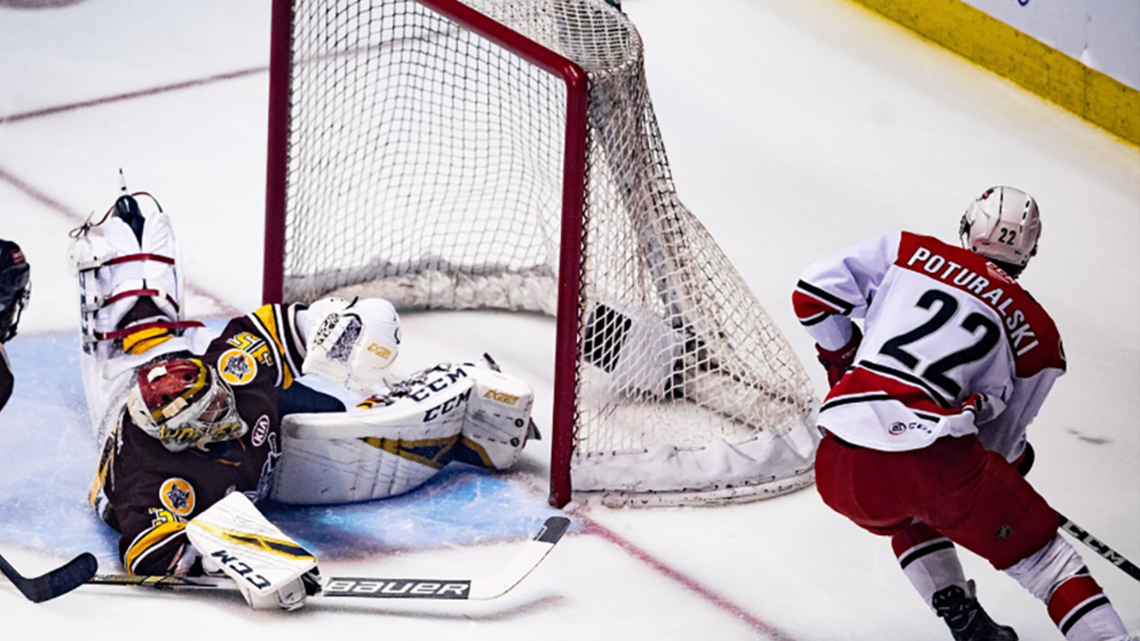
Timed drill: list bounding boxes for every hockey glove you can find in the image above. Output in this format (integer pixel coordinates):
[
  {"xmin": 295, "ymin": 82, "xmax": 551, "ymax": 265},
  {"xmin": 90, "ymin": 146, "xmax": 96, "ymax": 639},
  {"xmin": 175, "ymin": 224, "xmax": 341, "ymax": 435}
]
[{"xmin": 815, "ymin": 325, "xmax": 862, "ymax": 388}]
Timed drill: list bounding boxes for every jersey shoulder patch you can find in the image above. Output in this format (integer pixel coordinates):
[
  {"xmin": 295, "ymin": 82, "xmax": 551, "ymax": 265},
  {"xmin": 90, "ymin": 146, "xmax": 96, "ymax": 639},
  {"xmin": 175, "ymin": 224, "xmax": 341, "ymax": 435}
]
[{"xmin": 159, "ymin": 477, "xmax": 196, "ymax": 517}]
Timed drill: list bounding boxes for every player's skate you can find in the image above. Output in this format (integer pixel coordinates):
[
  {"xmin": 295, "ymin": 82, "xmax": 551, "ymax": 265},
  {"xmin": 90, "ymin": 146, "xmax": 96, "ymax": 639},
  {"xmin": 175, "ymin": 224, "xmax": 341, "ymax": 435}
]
[{"xmin": 932, "ymin": 583, "xmax": 1018, "ymax": 641}]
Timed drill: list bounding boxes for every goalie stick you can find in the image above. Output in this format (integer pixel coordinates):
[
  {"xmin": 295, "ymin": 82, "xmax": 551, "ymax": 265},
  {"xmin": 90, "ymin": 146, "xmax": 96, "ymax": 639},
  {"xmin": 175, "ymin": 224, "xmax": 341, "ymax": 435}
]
[
  {"xmin": 88, "ymin": 516, "xmax": 571, "ymax": 600},
  {"xmin": 1057, "ymin": 512, "xmax": 1140, "ymax": 582},
  {"xmin": 0, "ymin": 551, "xmax": 98, "ymax": 603}
]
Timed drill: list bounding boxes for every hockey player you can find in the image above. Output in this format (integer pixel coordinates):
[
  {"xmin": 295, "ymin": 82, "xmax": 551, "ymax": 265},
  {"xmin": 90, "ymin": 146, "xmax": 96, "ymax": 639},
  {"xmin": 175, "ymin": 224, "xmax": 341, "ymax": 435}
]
[
  {"xmin": 792, "ymin": 187, "xmax": 1135, "ymax": 641},
  {"xmin": 0, "ymin": 238, "xmax": 32, "ymax": 413},
  {"xmin": 71, "ymin": 181, "xmax": 538, "ymax": 610}
]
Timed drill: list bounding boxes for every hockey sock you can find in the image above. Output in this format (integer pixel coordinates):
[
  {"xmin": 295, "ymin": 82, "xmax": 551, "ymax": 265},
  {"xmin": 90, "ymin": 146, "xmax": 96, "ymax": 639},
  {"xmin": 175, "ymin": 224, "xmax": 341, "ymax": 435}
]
[
  {"xmin": 892, "ymin": 521, "xmax": 969, "ymax": 612},
  {"xmin": 1005, "ymin": 534, "xmax": 1133, "ymax": 641},
  {"xmin": 1047, "ymin": 574, "xmax": 1131, "ymax": 641}
]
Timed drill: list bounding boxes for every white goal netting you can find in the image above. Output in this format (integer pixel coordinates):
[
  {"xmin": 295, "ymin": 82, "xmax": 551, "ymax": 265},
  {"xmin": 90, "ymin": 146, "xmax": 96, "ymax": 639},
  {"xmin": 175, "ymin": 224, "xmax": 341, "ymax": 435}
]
[{"xmin": 269, "ymin": 0, "xmax": 819, "ymax": 506}]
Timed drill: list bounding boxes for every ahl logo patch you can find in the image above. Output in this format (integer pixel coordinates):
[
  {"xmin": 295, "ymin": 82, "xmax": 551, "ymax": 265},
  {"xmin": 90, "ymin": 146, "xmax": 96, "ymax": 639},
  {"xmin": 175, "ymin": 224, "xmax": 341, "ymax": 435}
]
[
  {"xmin": 159, "ymin": 477, "xmax": 196, "ymax": 517},
  {"xmin": 218, "ymin": 349, "xmax": 257, "ymax": 386}
]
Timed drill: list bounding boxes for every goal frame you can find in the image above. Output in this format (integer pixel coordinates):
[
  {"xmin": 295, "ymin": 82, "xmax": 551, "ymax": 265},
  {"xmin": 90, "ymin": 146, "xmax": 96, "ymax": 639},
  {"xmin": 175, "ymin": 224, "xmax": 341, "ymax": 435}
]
[{"xmin": 262, "ymin": 0, "xmax": 588, "ymax": 507}]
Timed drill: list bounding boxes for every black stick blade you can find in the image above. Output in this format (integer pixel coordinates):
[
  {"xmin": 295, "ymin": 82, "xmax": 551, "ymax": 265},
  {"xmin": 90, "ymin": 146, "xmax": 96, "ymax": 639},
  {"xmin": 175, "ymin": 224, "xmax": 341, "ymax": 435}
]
[{"xmin": 0, "ymin": 552, "xmax": 98, "ymax": 603}]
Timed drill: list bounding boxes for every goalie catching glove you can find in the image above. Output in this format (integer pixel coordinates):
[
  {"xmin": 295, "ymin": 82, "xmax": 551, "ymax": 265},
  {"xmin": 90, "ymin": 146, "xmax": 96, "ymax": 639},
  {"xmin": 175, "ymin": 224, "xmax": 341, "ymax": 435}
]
[{"xmin": 299, "ymin": 297, "xmax": 401, "ymax": 393}]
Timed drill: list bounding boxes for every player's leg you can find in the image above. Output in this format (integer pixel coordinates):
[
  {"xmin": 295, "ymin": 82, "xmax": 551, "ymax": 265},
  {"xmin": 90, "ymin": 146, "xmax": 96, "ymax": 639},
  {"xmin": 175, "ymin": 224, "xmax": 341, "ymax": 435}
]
[
  {"xmin": 891, "ymin": 520, "xmax": 1016, "ymax": 640},
  {"xmin": 893, "ymin": 520, "xmax": 969, "ymax": 604},
  {"xmin": 920, "ymin": 439, "xmax": 1133, "ymax": 641},
  {"xmin": 815, "ymin": 433, "xmax": 1017, "ymax": 641}
]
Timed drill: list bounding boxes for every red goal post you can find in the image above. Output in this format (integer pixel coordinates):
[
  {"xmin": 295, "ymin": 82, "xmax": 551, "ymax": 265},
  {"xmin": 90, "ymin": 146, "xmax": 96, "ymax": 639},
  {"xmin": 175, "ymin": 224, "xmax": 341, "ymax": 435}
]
[{"xmin": 262, "ymin": 0, "xmax": 819, "ymax": 508}]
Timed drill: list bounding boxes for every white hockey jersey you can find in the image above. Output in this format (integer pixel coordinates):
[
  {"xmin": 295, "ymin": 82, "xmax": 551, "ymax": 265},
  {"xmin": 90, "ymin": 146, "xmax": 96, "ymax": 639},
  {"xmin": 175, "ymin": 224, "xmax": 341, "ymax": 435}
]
[{"xmin": 793, "ymin": 232, "xmax": 1065, "ymax": 459}]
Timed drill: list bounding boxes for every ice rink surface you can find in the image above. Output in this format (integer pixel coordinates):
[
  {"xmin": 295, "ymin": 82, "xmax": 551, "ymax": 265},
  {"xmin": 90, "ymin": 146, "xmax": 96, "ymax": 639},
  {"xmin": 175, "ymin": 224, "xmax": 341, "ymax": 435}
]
[{"xmin": 0, "ymin": 0, "xmax": 1137, "ymax": 639}]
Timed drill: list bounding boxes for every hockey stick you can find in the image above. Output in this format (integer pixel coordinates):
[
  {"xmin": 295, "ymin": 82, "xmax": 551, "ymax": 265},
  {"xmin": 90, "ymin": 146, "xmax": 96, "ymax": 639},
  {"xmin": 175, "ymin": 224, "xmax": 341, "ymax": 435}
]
[
  {"xmin": 88, "ymin": 516, "xmax": 571, "ymax": 600},
  {"xmin": 1057, "ymin": 513, "xmax": 1140, "ymax": 582},
  {"xmin": 0, "ymin": 551, "xmax": 98, "ymax": 603}
]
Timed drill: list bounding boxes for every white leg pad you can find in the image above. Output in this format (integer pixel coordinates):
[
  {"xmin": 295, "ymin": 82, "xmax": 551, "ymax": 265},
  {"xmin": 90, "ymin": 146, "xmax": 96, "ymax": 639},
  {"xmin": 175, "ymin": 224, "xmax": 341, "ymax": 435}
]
[
  {"xmin": 70, "ymin": 203, "xmax": 184, "ymax": 352},
  {"xmin": 272, "ymin": 367, "xmax": 474, "ymax": 505},
  {"xmin": 460, "ymin": 366, "xmax": 535, "ymax": 470}
]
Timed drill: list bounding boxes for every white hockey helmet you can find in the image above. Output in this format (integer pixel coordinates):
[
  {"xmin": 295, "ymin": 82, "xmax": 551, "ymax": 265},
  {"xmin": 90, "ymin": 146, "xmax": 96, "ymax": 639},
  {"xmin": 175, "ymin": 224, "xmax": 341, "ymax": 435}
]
[
  {"xmin": 126, "ymin": 357, "xmax": 247, "ymax": 452},
  {"xmin": 959, "ymin": 186, "xmax": 1041, "ymax": 278}
]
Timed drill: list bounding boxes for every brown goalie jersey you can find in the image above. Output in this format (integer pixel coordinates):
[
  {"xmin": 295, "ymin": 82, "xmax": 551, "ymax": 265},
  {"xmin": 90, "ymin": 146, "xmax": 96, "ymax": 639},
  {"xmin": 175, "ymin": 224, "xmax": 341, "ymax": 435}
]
[{"xmin": 91, "ymin": 303, "xmax": 308, "ymax": 576}]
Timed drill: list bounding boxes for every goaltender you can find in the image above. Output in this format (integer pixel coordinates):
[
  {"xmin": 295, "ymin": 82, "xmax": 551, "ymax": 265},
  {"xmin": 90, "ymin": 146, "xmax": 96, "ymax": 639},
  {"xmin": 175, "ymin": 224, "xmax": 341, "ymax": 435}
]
[{"xmin": 70, "ymin": 179, "xmax": 539, "ymax": 610}]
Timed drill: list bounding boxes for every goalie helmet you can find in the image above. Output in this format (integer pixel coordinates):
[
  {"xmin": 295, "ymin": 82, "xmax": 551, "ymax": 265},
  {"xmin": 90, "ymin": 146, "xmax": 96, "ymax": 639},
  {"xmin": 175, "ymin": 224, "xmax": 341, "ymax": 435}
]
[
  {"xmin": 959, "ymin": 186, "xmax": 1041, "ymax": 279},
  {"xmin": 126, "ymin": 357, "xmax": 247, "ymax": 452},
  {"xmin": 0, "ymin": 239, "xmax": 31, "ymax": 343}
]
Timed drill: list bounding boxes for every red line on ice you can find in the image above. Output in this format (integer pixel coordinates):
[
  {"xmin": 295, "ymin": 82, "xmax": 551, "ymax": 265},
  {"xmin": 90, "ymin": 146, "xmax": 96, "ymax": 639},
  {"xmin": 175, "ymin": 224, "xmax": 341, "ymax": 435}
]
[
  {"xmin": 576, "ymin": 513, "xmax": 801, "ymax": 641},
  {"xmin": 0, "ymin": 67, "xmax": 267, "ymax": 123},
  {"xmin": 0, "ymin": 166, "xmax": 242, "ymax": 317}
]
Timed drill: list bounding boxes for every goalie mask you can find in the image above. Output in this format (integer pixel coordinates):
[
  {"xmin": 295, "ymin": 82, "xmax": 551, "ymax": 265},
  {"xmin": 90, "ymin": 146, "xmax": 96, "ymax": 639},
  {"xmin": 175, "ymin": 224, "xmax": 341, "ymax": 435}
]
[
  {"xmin": 0, "ymin": 239, "xmax": 31, "ymax": 343},
  {"xmin": 126, "ymin": 357, "xmax": 247, "ymax": 452},
  {"xmin": 959, "ymin": 186, "xmax": 1041, "ymax": 279}
]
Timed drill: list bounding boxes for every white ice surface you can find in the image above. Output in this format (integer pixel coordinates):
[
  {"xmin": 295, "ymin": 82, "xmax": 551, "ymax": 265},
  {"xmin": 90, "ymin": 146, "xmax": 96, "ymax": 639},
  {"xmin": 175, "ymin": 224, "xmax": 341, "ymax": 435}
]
[{"xmin": 0, "ymin": 0, "xmax": 1137, "ymax": 639}]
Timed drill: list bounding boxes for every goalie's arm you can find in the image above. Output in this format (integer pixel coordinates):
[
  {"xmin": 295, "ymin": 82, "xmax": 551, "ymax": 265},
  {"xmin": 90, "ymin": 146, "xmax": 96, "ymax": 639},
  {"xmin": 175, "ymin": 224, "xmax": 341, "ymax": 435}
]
[
  {"xmin": 111, "ymin": 503, "xmax": 194, "ymax": 577},
  {"xmin": 206, "ymin": 303, "xmax": 308, "ymax": 390}
]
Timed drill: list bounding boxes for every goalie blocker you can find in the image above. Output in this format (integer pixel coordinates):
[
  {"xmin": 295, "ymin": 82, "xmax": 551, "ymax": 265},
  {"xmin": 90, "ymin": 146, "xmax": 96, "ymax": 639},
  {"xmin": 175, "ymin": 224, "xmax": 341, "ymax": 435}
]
[{"xmin": 272, "ymin": 357, "xmax": 537, "ymax": 505}]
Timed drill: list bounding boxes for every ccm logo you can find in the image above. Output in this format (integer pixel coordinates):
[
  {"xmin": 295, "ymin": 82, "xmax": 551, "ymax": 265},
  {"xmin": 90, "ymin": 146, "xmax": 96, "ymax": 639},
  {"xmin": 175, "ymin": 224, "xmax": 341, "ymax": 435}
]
[
  {"xmin": 210, "ymin": 550, "xmax": 271, "ymax": 590},
  {"xmin": 324, "ymin": 579, "xmax": 471, "ymax": 599},
  {"xmin": 483, "ymin": 389, "xmax": 519, "ymax": 405},
  {"xmin": 423, "ymin": 389, "xmax": 471, "ymax": 422}
]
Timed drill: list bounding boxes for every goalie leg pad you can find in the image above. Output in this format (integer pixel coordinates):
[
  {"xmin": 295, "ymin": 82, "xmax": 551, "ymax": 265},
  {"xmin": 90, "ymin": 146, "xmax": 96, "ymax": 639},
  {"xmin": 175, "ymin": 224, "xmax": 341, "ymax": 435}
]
[
  {"xmin": 272, "ymin": 369, "xmax": 473, "ymax": 505},
  {"xmin": 70, "ymin": 199, "xmax": 184, "ymax": 358},
  {"xmin": 186, "ymin": 492, "xmax": 319, "ymax": 610},
  {"xmin": 454, "ymin": 365, "xmax": 535, "ymax": 471}
]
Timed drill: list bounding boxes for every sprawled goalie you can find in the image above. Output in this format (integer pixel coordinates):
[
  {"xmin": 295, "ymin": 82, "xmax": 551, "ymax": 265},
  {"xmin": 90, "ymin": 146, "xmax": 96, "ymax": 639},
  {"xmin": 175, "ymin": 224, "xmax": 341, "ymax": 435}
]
[{"xmin": 69, "ymin": 179, "xmax": 539, "ymax": 610}]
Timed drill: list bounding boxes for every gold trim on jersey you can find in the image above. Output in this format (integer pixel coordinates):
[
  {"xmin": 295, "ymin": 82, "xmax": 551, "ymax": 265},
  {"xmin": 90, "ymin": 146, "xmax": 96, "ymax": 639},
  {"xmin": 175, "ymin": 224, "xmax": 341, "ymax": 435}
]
[
  {"xmin": 248, "ymin": 304, "xmax": 298, "ymax": 388},
  {"xmin": 125, "ymin": 508, "xmax": 187, "ymax": 574},
  {"xmin": 88, "ymin": 427, "xmax": 117, "ymax": 510}
]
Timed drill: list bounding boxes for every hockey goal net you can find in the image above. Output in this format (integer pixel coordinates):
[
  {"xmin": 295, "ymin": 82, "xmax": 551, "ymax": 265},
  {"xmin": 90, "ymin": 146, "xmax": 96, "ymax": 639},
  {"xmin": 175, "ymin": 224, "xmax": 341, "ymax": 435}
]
[{"xmin": 263, "ymin": 0, "xmax": 819, "ymax": 508}]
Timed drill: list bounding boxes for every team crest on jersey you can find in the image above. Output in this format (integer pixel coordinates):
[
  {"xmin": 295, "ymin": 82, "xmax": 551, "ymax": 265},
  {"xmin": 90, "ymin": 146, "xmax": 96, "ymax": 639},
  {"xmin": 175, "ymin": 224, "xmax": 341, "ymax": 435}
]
[
  {"xmin": 159, "ymin": 477, "xmax": 196, "ymax": 517},
  {"xmin": 218, "ymin": 348, "xmax": 257, "ymax": 386}
]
